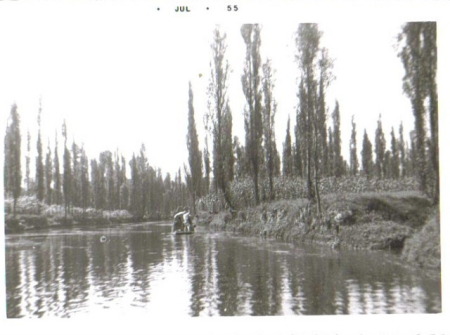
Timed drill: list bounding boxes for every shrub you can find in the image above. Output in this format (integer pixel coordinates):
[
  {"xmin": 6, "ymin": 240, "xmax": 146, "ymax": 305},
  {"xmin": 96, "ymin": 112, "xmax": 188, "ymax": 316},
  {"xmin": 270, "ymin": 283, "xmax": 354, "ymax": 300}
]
[
  {"xmin": 104, "ymin": 209, "xmax": 134, "ymax": 222},
  {"xmin": 4, "ymin": 196, "xmax": 44, "ymax": 215},
  {"xmin": 21, "ymin": 215, "xmax": 48, "ymax": 228},
  {"xmin": 402, "ymin": 211, "xmax": 440, "ymax": 270}
]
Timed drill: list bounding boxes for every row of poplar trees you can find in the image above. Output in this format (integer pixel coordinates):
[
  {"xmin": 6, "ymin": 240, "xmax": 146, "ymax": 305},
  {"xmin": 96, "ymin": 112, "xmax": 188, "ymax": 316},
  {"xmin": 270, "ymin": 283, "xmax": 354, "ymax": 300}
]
[
  {"xmin": 4, "ymin": 22, "xmax": 439, "ymax": 218},
  {"xmin": 184, "ymin": 23, "xmax": 349, "ymax": 212},
  {"xmin": 184, "ymin": 22, "xmax": 439, "ymax": 213},
  {"xmin": 4, "ymin": 105, "xmax": 189, "ymax": 218}
]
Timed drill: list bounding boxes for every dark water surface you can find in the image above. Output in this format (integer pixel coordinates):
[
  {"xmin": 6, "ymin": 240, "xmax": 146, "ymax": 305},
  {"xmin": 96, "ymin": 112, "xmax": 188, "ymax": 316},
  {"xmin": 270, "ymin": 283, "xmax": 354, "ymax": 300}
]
[{"xmin": 5, "ymin": 222, "xmax": 441, "ymax": 317}]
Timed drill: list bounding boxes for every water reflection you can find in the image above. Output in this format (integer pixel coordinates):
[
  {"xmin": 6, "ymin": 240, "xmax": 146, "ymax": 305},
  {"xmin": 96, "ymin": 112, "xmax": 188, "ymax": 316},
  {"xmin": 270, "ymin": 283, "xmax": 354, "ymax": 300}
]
[{"xmin": 5, "ymin": 222, "xmax": 441, "ymax": 318}]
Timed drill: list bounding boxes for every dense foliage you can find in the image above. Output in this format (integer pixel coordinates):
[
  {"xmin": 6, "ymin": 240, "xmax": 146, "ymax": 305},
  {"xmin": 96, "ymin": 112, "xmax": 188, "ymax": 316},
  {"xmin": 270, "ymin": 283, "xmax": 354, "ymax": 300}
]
[{"xmin": 222, "ymin": 176, "xmax": 420, "ymax": 210}]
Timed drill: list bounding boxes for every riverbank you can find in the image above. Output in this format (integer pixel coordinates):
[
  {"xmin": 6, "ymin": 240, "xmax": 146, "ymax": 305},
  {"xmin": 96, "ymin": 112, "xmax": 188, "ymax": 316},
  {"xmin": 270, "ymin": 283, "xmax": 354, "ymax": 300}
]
[
  {"xmin": 200, "ymin": 190, "xmax": 440, "ymax": 271},
  {"xmin": 3, "ymin": 196, "xmax": 169, "ymax": 233},
  {"xmin": 4, "ymin": 212, "xmax": 140, "ymax": 233}
]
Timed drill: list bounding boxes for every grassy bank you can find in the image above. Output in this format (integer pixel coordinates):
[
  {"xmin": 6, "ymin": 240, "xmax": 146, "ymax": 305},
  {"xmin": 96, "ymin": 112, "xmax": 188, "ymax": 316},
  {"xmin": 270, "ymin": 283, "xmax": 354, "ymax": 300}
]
[
  {"xmin": 199, "ymin": 191, "xmax": 439, "ymax": 270},
  {"xmin": 4, "ymin": 196, "xmax": 150, "ymax": 233},
  {"xmin": 4, "ymin": 211, "xmax": 136, "ymax": 233}
]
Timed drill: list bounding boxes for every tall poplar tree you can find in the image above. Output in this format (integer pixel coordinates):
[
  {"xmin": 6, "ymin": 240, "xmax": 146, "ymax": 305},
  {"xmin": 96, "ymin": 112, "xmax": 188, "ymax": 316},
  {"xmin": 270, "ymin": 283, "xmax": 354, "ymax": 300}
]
[
  {"xmin": 361, "ymin": 129, "xmax": 373, "ymax": 179},
  {"xmin": 91, "ymin": 158, "xmax": 102, "ymax": 209},
  {"xmin": 137, "ymin": 145, "xmax": 149, "ymax": 218},
  {"xmin": 80, "ymin": 146, "xmax": 90, "ymax": 212},
  {"xmin": 282, "ymin": 117, "xmax": 293, "ymax": 177},
  {"xmin": 317, "ymin": 48, "xmax": 333, "ymax": 177},
  {"xmin": 294, "ymin": 96, "xmax": 306, "ymax": 178},
  {"xmin": 36, "ymin": 101, "xmax": 44, "ymax": 210},
  {"xmin": 349, "ymin": 115, "xmax": 358, "ymax": 175},
  {"xmin": 71, "ymin": 141, "xmax": 81, "ymax": 207},
  {"xmin": 129, "ymin": 154, "xmax": 142, "ymax": 218},
  {"xmin": 113, "ymin": 152, "xmax": 122, "ymax": 210},
  {"xmin": 241, "ymin": 24, "xmax": 263, "ymax": 205},
  {"xmin": 203, "ymin": 137, "xmax": 211, "ymax": 194},
  {"xmin": 25, "ymin": 131, "xmax": 31, "ymax": 194},
  {"xmin": 326, "ymin": 127, "xmax": 334, "ymax": 177},
  {"xmin": 4, "ymin": 104, "xmax": 21, "ymax": 217},
  {"xmin": 102, "ymin": 151, "xmax": 115, "ymax": 210},
  {"xmin": 186, "ymin": 82, "xmax": 203, "ymax": 213},
  {"xmin": 262, "ymin": 59, "xmax": 277, "ymax": 200},
  {"xmin": 297, "ymin": 24, "xmax": 319, "ymax": 200},
  {"xmin": 99, "ymin": 151, "xmax": 113, "ymax": 211},
  {"xmin": 119, "ymin": 156, "xmax": 129, "ymax": 209},
  {"xmin": 332, "ymin": 102, "xmax": 344, "ymax": 177},
  {"xmin": 374, "ymin": 115, "xmax": 386, "ymax": 179},
  {"xmin": 53, "ymin": 132, "xmax": 62, "ymax": 205},
  {"xmin": 62, "ymin": 121, "xmax": 72, "ymax": 218},
  {"xmin": 295, "ymin": 23, "xmax": 333, "ymax": 213},
  {"xmin": 399, "ymin": 22, "xmax": 438, "ymax": 201},
  {"xmin": 398, "ymin": 122, "xmax": 406, "ymax": 177},
  {"xmin": 207, "ymin": 27, "xmax": 234, "ymax": 207},
  {"xmin": 45, "ymin": 141, "xmax": 53, "ymax": 205},
  {"xmin": 223, "ymin": 105, "xmax": 234, "ymax": 185},
  {"xmin": 390, "ymin": 127, "xmax": 400, "ymax": 178}
]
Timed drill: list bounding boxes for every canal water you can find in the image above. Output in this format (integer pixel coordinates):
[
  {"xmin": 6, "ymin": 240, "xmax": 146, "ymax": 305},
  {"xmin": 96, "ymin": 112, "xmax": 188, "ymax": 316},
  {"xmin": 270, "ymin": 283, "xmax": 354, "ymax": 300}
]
[{"xmin": 5, "ymin": 221, "xmax": 441, "ymax": 317}]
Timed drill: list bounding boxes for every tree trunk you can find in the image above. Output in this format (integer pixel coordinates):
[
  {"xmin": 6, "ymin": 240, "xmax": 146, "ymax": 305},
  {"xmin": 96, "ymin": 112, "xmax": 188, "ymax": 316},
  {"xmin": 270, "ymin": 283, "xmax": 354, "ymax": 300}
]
[
  {"xmin": 413, "ymin": 94, "xmax": 427, "ymax": 193},
  {"xmin": 221, "ymin": 187, "xmax": 234, "ymax": 210},
  {"xmin": 306, "ymin": 142, "xmax": 314, "ymax": 200},
  {"xmin": 191, "ymin": 193, "xmax": 196, "ymax": 215},
  {"xmin": 13, "ymin": 198, "xmax": 17, "ymax": 218},
  {"xmin": 269, "ymin": 174, "xmax": 274, "ymax": 201},
  {"xmin": 428, "ymin": 86, "xmax": 439, "ymax": 203},
  {"xmin": 253, "ymin": 167, "xmax": 260, "ymax": 205},
  {"xmin": 314, "ymin": 165, "xmax": 322, "ymax": 218}
]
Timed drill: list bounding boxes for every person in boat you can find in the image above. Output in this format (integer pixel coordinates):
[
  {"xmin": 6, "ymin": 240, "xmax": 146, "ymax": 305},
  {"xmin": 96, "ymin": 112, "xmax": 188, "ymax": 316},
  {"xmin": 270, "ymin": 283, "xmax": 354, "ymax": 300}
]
[
  {"xmin": 183, "ymin": 207, "xmax": 195, "ymax": 232},
  {"xmin": 172, "ymin": 208, "xmax": 186, "ymax": 232}
]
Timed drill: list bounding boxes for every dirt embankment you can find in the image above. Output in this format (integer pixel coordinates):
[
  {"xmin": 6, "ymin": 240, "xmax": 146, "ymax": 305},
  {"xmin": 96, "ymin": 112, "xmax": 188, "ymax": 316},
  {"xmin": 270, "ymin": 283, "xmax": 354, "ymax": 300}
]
[{"xmin": 199, "ymin": 191, "xmax": 440, "ymax": 270}]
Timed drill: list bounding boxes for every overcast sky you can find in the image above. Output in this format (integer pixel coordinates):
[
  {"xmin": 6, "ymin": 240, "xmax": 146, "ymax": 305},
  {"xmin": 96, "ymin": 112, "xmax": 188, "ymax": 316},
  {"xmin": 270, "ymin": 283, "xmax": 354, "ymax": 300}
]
[{"xmin": 0, "ymin": 3, "xmax": 422, "ymax": 177}]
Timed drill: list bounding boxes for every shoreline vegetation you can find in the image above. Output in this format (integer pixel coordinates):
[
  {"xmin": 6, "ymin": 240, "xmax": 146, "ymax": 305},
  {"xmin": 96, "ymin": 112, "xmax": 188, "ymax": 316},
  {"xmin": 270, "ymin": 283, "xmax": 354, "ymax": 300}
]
[
  {"xmin": 5, "ymin": 176, "xmax": 440, "ymax": 274},
  {"xmin": 199, "ymin": 190, "xmax": 440, "ymax": 273},
  {"xmin": 4, "ymin": 197, "xmax": 160, "ymax": 234}
]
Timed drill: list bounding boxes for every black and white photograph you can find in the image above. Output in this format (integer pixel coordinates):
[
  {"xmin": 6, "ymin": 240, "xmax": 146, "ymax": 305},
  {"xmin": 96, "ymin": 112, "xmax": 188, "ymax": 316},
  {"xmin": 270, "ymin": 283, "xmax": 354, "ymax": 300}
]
[{"xmin": 0, "ymin": 1, "xmax": 448, "ymax": 334}]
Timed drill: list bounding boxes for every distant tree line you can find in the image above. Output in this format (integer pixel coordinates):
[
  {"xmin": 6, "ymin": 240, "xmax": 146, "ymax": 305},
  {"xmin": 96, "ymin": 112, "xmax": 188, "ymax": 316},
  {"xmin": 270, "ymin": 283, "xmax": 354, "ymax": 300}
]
[{"xmin": 4, "ymin": 108, "xmax": 189, "ymax": 218}]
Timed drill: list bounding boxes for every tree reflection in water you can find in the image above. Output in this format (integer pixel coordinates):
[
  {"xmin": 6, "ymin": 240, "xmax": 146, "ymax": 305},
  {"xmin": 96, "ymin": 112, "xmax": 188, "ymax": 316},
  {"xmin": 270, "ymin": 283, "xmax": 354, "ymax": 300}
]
[{"xmin": 5, "ymin": 223, "xmax": 441, "ymax": 318}]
